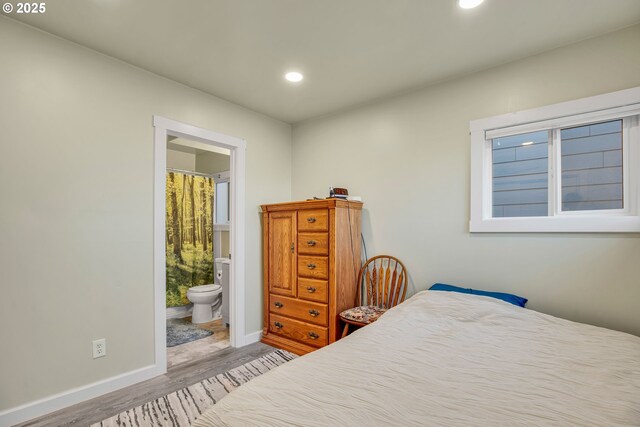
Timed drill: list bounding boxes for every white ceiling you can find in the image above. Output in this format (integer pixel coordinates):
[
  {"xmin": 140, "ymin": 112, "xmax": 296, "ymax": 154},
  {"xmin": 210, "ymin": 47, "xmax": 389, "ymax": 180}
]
[{"xmin": 8, "ymin": 0, "xmax": 640, "ymax": 123}]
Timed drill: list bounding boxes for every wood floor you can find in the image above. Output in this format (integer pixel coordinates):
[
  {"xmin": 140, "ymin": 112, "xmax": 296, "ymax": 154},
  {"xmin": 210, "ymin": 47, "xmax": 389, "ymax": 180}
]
[{"xmin": 17, "ymin": 342, "xmax": 275, "ymax": 427}]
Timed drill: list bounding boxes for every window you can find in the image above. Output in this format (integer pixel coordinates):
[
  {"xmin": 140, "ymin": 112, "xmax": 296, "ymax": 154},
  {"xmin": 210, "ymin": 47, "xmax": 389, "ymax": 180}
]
[
  {"xmin": 214, "ymin": 171, "xmax": 230, "ymax": 227},
  {"xmin": 470, "ymin": 87, "xmax": 640, "ymax": 232},
  {"xmin": 560, "ymin": 120, "xmax": 623, "ymax": 212},
  {"xmin": 215, "ymin": 181, "xmax": 230, "ymax": 224},
  {"xmin": 492, "ymin": 130, "xmax": 549, "ymax": 217}
]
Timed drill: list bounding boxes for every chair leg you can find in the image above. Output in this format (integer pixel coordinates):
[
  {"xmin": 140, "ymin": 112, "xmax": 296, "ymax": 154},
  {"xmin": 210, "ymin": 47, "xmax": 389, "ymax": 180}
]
[{"xmin": 341, "ymin": 323, "xmax": 349, "ymax": 338}]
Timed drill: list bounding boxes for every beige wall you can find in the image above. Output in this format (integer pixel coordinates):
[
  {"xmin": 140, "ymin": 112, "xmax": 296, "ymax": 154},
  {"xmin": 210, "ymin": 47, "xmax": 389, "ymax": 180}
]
[
  {"xmin": 166, "ymin": 148, "xmax": 196, "ymax": 170},
  {"xmin": 0, "ymin": 17, "xmax": 291, "ymax": 411},
  {"xmin": 196, "ymin": 151, "xmax": 230, "ymax": 175},
  {"xmin": 292, "ymin": 25, "xmax": 640, "ymax": 337}
]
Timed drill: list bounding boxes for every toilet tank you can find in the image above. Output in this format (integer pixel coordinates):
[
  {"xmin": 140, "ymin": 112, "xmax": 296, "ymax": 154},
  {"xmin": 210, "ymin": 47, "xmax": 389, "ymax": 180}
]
[{"xmin": 215, "ymin": 257, "xmax": 231, "ymax": 325}]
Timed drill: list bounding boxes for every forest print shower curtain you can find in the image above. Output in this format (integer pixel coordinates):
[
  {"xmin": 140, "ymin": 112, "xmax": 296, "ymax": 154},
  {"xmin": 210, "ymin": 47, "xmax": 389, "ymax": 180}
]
[{"xmin": 166, "ymin": 172, "xmax": 214, "ymax": 307}]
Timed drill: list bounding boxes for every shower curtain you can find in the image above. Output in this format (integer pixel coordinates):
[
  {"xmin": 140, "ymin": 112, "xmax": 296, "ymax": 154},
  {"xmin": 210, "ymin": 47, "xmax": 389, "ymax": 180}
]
[{"xmin": 166, "ymin": 172, "xmax": 215, "ymax": 307}]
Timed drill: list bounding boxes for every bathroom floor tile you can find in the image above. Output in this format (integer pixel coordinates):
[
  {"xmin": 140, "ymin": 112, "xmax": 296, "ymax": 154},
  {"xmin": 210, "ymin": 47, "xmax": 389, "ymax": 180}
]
[{"xmin": 167, "ymin": 318, "xmax": 230, "ymax": 369}]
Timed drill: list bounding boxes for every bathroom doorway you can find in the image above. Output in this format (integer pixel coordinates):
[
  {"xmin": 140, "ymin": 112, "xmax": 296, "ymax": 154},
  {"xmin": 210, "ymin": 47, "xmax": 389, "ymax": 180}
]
[
  {"xmin": 153, "ymin": 116, "xmax": 246, "ymax": 373},
  {"xmin": 164, "ymin": 141, "xmax": 231, "ymax": 367}
]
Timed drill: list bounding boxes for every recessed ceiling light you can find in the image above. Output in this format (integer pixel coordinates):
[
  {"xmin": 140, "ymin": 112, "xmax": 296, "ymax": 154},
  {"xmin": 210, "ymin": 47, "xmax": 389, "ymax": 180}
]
[
  {"xmin": 285, "ymin": 71, "xmax": 304, "ymax": 83},
  {"xmin": 521, "ymin": 141, "xmax": 534, "ymax": 146},
  {"xmin": 458, "ymin": 0, "xmax": 484, "ymax": 9}
]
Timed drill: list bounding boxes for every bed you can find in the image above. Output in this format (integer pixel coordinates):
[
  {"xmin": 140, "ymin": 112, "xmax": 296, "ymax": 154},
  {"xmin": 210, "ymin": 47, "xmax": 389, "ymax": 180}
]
[{"xmin": 194, "ymin": 290, "xmax": 640, "ymax": 426}]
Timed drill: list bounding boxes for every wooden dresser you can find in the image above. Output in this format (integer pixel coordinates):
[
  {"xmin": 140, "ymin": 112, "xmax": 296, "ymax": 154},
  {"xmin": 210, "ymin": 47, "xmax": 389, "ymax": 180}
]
[{"xmin": 261, "ymin": 199, "xmax": 363, "ymax": 355}]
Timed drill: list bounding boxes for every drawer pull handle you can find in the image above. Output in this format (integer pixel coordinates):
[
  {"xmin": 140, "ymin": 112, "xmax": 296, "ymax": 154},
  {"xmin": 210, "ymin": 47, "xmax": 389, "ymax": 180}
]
[
  {"xmin": 309, "ymin": 309, "xmax": 320, "ymax": 317},
  {"xmin": 274, "ymin": 301, "xmax": 283, "ymax": 308},
  {"xmin": 308, "ymin": 332, "xmax": 319, "ymax": 340},
  {"xmin": 274, "ymin": 321, "xmax": 283, "ymax": 329},
  {"xmin": 307, "ymin": 217, "xmax": 316, "ymax": 223},
  {"xmin": 307, "ymin": 263, "xmax": 316, "ymax": 269},
  {"xmin": 306, "ymin": 286, "xmax": 317, "ymax": 293},
  {"xmin": 306, "ymin": 240, "xmax": 317, "ymax": 246}
]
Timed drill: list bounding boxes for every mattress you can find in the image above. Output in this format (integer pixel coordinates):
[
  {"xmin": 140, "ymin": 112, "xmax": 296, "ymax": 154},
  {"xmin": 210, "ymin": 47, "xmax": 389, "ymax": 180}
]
[{"xmin": 193, "ymin": 291, "xmax": 640, "ymax": 426}]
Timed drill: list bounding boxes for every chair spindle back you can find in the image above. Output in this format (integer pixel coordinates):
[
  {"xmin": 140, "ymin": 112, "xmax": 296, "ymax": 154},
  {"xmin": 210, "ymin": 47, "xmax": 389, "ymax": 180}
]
[{"xmin": 357, "ymin": 255, "xmax": 407, "ymax": 309}]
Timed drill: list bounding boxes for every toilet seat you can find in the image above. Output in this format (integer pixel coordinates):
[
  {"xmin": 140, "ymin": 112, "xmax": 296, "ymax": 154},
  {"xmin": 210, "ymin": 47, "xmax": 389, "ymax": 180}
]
[{"xmin": 188, "ymin": 284, "xmax": 221, "ymax": 293}]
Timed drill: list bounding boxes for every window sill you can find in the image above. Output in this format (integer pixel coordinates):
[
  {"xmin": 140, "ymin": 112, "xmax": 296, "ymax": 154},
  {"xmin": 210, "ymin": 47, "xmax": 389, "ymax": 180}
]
[{"xmin": 470, "ymin": 215, "xmax": 640, "ymax": 233}]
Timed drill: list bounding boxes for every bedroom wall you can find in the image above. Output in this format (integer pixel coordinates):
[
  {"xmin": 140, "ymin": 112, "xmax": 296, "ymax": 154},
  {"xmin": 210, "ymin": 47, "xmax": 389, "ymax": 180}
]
[
  {"xmin": 0, "ymin": 17, "xmax": 291, "ymax": 412},
  {"xmin": 291, "ymin": 24, "xmax": 640, "ymax": 337}
]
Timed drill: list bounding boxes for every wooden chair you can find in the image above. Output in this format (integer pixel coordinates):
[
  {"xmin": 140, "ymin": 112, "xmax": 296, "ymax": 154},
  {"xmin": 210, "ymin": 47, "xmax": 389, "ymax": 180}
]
[{"xmin": 339, "ymin": 255, "xmax": 408, "ymax": 338}]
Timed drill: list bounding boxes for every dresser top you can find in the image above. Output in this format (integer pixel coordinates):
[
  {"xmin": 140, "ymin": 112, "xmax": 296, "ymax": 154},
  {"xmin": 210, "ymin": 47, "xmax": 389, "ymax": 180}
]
[{"xmin": 261, "ymin": 199, "xmax": 363, "ymax": 212}]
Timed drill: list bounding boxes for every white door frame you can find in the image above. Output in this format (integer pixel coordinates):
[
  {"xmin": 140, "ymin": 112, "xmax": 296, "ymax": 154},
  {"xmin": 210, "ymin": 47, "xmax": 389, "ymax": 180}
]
[{"xmin": 153, "ymin": 116, "xmax": 246, "ymax": 372}]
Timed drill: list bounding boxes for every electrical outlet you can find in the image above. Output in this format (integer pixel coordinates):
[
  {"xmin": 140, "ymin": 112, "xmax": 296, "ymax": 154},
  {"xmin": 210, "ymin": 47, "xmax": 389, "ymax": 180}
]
[{"xmin": 93, "ymin": 338, "xmax": 106, "ymax": 359}]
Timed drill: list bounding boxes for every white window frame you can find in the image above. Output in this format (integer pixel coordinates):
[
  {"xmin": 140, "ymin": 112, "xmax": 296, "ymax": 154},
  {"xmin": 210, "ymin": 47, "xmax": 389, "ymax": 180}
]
[{"xmin": 470, "ymin": 86, "xmax": 640, "ymax": 233}]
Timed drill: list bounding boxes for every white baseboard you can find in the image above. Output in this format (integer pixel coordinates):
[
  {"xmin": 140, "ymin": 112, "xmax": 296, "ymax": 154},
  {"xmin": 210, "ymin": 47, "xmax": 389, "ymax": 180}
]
[
  {"xmin": 243, "ymin": 330, "xmax": 262, "ymax": 345},
  {"xmin": 0, "ymin": 364, "xmax": 164, "ymax": 427},
  {"xmin": 1, "ymin": 331, "xmax": 263, "ymax": 426}
]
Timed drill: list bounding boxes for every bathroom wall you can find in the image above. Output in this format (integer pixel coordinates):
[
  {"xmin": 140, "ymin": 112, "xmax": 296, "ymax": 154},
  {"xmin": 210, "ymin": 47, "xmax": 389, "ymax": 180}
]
[
  {"xmin": 196, "ymin": 152, "xmax": 232, "ymax": 259},
  {"xmin": 166, "ymin": 148, "xmax": 196, "ymax": 171},
  {"xmin": 0, "ymin": 16, "xmax": 292, "ymax": 412},
  {"xmin": 196, "ymin": 151, "xmax": 230, "ymax": 175}
]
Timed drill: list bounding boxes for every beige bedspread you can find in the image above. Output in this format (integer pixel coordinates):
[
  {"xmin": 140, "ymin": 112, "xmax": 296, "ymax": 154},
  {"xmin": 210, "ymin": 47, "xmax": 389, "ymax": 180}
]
[{"xmin": 194, "ymin": 291, "xmax": 640, "ymax": 426}]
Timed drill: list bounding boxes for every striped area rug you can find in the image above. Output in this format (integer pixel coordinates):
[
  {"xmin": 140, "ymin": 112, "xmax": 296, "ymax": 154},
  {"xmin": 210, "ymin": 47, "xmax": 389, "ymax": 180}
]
[{"xmin": 92, "ymin": 349, "xmax": 296, "ymax": 427}]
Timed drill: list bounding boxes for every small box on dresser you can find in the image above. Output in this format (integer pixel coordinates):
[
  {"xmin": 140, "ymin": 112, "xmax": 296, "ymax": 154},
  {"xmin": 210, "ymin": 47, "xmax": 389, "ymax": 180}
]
[{"xmin": 261, "ymin": 199, "xmax": 363, "ymax": 355}]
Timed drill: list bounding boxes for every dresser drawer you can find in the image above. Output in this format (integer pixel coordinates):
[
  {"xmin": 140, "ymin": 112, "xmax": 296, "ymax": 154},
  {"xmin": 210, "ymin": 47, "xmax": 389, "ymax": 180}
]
[
  {"xmin": 269, "ymin": 294, "xmax": 328, "ymax": 326},
  {"xmin": 298, "ymin": 255, "xmax": 328, "ymax": 280},
  {"xmin": 297, "ymin": 278, "xmax": 328, "ymax": 303},
  {"xmin": 269, "ymin": 313, "xmax": 328, "ymax": 347},
  {"xmin": 297, "ymin": 232, "xmax": 328, "ymax": 255},
  {"xmin": 298, "ymin": 209, "xmax": 328, "ymax": 232}
]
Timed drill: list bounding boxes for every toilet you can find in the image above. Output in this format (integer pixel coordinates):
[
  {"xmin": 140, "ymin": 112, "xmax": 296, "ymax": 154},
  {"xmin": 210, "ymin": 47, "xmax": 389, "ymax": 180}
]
[{"xmin": 186, "ymin": 284, "xmax": 222, "ymax": 324}]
